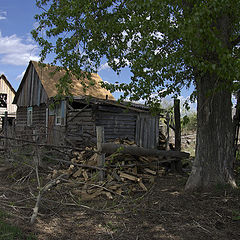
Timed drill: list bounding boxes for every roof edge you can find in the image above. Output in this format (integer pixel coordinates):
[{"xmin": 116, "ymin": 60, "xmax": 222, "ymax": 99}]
[{"xmin": 0, "ymin": 74, "xmax": 16, "ymax": 95}]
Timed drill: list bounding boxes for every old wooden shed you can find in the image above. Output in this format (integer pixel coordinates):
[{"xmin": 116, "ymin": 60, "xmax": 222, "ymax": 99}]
[{"xmin": 13, "ymin": 61, "xmax": 159, "ymax": 148}]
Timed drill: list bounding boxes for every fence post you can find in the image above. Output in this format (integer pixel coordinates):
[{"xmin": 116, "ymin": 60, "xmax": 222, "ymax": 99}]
[
  {"xmin": 96, "ymin": 126, "xmax": 105, "ymax": 181},
  {"xmin": 4, "ymin": 111, "xmax": 8, "ymax": 153},
  {"xmin": 174, "ymin": 99, "xmax": 181, "ymax": 151},
  {"xmin": 165, "ymin": 112, "xmax": 170, "ymax": 150},
  {"xmin": 172, "ymin": 99, "xmax": 182, "ymax": 172}
]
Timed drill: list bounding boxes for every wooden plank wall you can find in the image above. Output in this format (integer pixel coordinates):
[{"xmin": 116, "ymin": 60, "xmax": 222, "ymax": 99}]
[
  {"xmin": 15, "ymin": 104, "xmax": 47, "ymax": 142},
  {"xmin": 95, "ymin": 105, "xmax": 137, "ymax": 141},
  {"xmin": 135, "ymin": 113, "xmax": 159, "ymax": 149},
  {"xmin": 16, "ymin": 64, "xmax": 48, "ymax": 107},
  {"xmin": 66, "ymin": 107, "xmax": 96, "ymax": 145}
]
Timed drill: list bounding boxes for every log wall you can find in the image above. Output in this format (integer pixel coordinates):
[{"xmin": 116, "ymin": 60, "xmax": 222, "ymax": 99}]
[{"xmin": 15, "ymin": 104, "xmax": 47, "ymax": 142}]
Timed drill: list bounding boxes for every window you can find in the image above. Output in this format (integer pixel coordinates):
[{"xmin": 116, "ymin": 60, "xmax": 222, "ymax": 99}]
[
  {"xmin": 55, "ymin": 101, "xmax": 66, "ymax": 126},
  {"xmin": 27, "ymin": 107, "xmax": 33, "ymax": 126},
  {"xmin": 0, "ymin": 93, "xmax": 7, "ymax": 108},
  {"xmin": 55, "ymin": 104, "xmax": 61, "ymax": 125}
]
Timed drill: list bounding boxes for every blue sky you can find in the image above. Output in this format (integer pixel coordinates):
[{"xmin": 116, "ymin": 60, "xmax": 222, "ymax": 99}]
[{"xmin": 0, "ymin": 0, "xmax": 196, "ymax": 111}]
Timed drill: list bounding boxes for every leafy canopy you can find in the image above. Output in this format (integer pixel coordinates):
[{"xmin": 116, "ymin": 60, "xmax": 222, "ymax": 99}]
[{"xmin": 32, "ymin": 0, "xmax": 240, "ymax": 104}]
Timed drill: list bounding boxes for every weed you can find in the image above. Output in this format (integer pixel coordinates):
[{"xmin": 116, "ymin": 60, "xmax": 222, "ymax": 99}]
[
  {"xmin": 0, "ymin": 209, "xmax": 36, "ymax": 240},
  {"xmin": 105, "ymin": 221, "xmax": 117, "ymax": 232},
  {"xmin": 232, "ymin": 210, "xmax": 240, "ymax": 221}
]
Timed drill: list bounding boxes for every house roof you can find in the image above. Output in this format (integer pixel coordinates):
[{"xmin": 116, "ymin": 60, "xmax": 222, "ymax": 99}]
[
  {"xmin": 0, "ymin": 74, "xmax": 16, "ymax": 94},
  {"xmin": 31, "ymin": 61, "xmax": 115, "ymax": 100},
  {"xmin": 13, "ymin": 61, "xmax": 114, "ymax": 105}
]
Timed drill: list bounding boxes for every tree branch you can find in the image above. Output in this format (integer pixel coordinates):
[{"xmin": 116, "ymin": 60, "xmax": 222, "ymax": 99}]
[{"xmin": 231, "ymin": 35, "xmax": 240, "ymax": 47}]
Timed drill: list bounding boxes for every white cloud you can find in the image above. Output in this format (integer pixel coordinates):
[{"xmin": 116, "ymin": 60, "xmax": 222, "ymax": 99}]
[
  {"xmin": 0, "ymin": 31, "xmax": 40, "ymax": 66},
  {"xmin": 0, "ymin": 11, "xmax": 7, "ymax": 20},
  {"xmin": 16, "ymin": 71, "xmax": 26, "ymax": 81},
  {"xmin": 98, "ymin": 62, "xmax": 110, "ymax": 71},
  {"xmin": 178, "ymin": 95, "xmax": 197, "ymax": 113}
]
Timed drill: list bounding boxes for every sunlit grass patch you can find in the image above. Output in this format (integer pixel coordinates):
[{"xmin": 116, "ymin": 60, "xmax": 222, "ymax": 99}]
[{"xmin": 0, "ymin": 209, "xmax": 36, "ymax": 240}]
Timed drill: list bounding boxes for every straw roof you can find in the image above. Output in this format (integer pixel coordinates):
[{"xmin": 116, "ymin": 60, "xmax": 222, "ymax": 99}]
[{"xmin": 31, "ymin": 61, "xmax": 115, "ymax": 100}]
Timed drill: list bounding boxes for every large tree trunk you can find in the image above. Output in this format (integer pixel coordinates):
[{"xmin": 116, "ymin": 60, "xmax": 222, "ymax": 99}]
[{"xmin": 185, "ymin": 74, "xmax": 236, "ymax": 190}]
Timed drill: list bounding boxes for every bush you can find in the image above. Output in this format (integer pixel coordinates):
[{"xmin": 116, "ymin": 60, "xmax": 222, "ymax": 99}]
[{"xmin": 181, "ymin": 112, "xmax": 197, "ymax": 132}]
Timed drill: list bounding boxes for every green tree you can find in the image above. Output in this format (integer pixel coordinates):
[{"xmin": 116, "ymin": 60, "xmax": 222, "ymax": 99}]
[{"xmin": 32, "ymin": 0, "xmax": 240, "ymax": 190}]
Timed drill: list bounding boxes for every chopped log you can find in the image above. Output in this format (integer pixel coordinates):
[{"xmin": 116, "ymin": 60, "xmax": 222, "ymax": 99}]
[
  {"xmin": 112, "ymin": 170, "xmax": 121, "ymax": 181},
  {"xmin": 144, "ymin": 168, "xmax": 156, "ymax": 175},
  {"xmin": 138, "ymin": 180, "xmax": 147, "ymax": 191},
  {"xmin": 119, "ymin": 171, "xmax": 140, "ymax": 182},
  {"xmin": 82, "ymin": 170, "xmax": 88, "ymax": 181},
  {"xmin": 139, "ymin": 156, "xmax": 150, "ymax": 163},
  {"xmin": 102, "ymin": 143, "xmax": 190, "ymax": 159},
  {"xmin": 73, "ymin": 168, "xmax": 82, "ymax": 178}
]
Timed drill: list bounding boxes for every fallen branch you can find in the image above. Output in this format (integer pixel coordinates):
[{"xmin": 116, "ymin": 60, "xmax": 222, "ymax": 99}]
[
  {"xmin": 102, "ymin": 143, "xmax": 190, "ymax": 159},
  {"xmin": 30, "ymin": 173, "xmax": 68, "ymax": 224}
]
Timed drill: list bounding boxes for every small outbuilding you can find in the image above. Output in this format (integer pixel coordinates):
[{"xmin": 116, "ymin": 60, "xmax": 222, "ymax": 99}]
[{"xmin": 13, "ymin": 61, "xmax": 160, "ymax": 148}]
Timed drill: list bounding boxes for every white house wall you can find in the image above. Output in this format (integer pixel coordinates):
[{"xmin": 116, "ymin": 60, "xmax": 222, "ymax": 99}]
[{"xmin": 0, "ymin": 76, "xmax": 17, "ymax": 117}]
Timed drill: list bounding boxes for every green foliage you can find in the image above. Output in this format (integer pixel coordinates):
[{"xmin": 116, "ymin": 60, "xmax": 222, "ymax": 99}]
[
  {"xmin": 181, "ymin": 112, "xmax": 197, "ymax": 131},
  {"xmin": 232, "ymin": 210, "xmax": 240, "ymax": 221},
  {"xmin": 32, "ymin": 0, "xmax": 240, "ymax": 105}
]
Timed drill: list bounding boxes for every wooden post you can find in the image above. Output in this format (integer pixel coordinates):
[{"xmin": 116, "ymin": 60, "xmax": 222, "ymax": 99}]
[
  {"xmin": 165, "ymin": 112, "xmax": 170, "ymax": 150},
  {"xmin": 173, "ymin": 99, "xmax": 182, "ymax": 172},
  {"xmin": 174, "ymin": 99, "xmax": 181, "ymax": 151},
  {"xmin": 4, "ymin": 111, "xmax": 8, "ymax": 152},
  {"xmin": 96, "ymin": 126, "xmax": 105, "ymax": 181},
  {"xmin": 233, "ymin": 91, "xmax": 240, "ymax": 157}
]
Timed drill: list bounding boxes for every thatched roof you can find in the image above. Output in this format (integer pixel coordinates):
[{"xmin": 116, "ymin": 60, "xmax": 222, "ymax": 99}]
[{"xmin": 31, "ymin": 61, "xmax": 114, "ymax": 100}]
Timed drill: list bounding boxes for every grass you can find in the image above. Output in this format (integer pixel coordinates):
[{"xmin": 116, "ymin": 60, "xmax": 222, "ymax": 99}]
[{"xmin": 0, "ymin": 210, "xmax": 36, "ymax": 240}]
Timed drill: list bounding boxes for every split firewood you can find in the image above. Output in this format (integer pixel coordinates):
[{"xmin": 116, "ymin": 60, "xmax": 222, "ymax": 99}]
[
  {"xmin": 86, "ymin": 153, "xmax": 98, "ymax": 166},
  {"xmin": 123, "ymin": 139, "xmax": 135, "ymax": 145},
  {"xmin": 144, "ymin": 168, "xmax": 157, "ymax": 175},
  {"xmin": 112, "ymin": 170, "xmax": 121, "ymax": 181},
  {"xmin": 67, "ymin": 164, "xmax": 75, "ymax": 175},
  {"xmin": 102, "ymin": 191, "xmax": 113, "ymax": 199},
  {"xmin": 71, "ymin": 157, "xmax": 77, "ymax": 163},
  {"xmin": 139, "ymin": 156, "xmax": 150, "ymax": 163},
  {"xmin": 107, "ymin": 174, "xmax": 114, "ymax": 182},
  {"xmin": 119, "ymin": 171, "xmax": 140, "ymax": 182},
  {"xmin": 138, "ymin": 180, "xmax": 148, "ymax": 191},
  {"xmin": 82, "ymin": 170, "xmax": 88, "ymax": 181},
  {"xmin": 116, "ymin": 188, "xmax": 123, "ymax": 195},
  {"xmin": 52, "ymin": 169, "xmax": 58, "ymax": 178},
  {"xmin": 80, "ymin": 189, "xmax": 102, "ymax": 201},
  {"xmin": 73, "ymin": 168, "xmax": 82, "ymax": 178}
]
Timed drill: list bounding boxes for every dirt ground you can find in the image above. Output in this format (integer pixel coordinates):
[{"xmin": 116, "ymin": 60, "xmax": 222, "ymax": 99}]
[{"xmin": 0, "ymin": 157, "xmax": 240, "ymax": 240}]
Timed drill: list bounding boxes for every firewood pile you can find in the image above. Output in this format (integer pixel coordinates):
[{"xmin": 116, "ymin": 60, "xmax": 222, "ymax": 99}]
[{"xmin": 47, "ymin": 139, "xmax": 183, "ymax": 201}]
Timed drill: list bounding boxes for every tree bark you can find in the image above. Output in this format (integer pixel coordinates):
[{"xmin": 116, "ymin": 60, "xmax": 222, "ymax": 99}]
[{"xmin": 185, "ymin": 74, "xmax": 236, "ymax": 190}]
